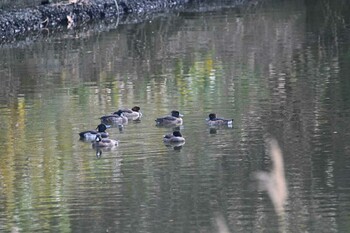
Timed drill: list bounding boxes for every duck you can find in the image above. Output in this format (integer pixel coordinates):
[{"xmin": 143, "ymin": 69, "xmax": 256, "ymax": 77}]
[
  {"xmin": 100, "ymin": 110, "xmax": 128, "ymax": 126},
  {"xmin": 163, "ymin": 130, "xmax": 186, "ymax": 143},
  {"xmin": 92, "ymin": 134, "xmax": 119, "ymax": 148},
  {"xmin": 79, "ymin": 123, "xmax": 109, "ymax": 141},
  {"xmin": 155, "ymin": 110, "xmax": 183, "ymax": 127},
  {"xmin": 206, "ymin": 113, "xmax": 233, "ymax": 127},
  {"xmin": 117, "ymin": 106, "xmax": 142, "ymax": 120}
]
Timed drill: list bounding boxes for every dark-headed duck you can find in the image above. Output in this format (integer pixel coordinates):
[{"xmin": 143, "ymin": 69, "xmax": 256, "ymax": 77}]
[
  {"xmin": 163, "ymin": 130, "xmax": 185, "ymax": 143},
  {"xmin": 155, "ymin": 110, "xmax": 183, "ymax": 127},
  {"xmin": 92, "ymin": 134, "xmax": 119, "ymax": 148},
  {"xmin": 206, "ymin": 113, "xmax": 233, "ymax": 127},
  {"xmin": 79, "ymin": 124, "xmax": 109, "ymax": 141},
  {"xmin": 117, "ymin": 106, "xmax": 142, "ymax": 120},
  {"xmin": 100, "ymin": 110, "xmax": 128, "ymax": 126}
]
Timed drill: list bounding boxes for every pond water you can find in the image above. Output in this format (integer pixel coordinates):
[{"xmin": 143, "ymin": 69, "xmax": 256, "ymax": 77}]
[{"xmin": 1, "ymin": 1, "xmax": 350, "ymax": 232}]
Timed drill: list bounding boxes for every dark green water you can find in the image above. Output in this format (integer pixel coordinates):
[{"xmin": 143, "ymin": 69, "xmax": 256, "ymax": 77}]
[{"xmin": 1, "ymin": 1, "xmax": 350, "ymax": 232}]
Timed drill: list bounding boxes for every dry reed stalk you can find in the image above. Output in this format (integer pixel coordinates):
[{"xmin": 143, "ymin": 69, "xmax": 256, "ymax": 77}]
[{"xmin": 255, "ymin": 137, "xmax": 288, "ymax": 233}]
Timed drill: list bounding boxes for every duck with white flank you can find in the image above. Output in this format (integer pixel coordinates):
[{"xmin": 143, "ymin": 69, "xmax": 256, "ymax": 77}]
[
  {"xmin": 79, "ymin": 123, "xmax": 109, "ymax": 141},
  {"xmin": 117, "ymin": 106, "xmax": 142, "ymax": 121},
  {"xmin": 92, "ymin": 134, "xmax": 119, "ymax": 148},
  {"xmin": 206, "ymin": 113, "xmax": 233, "ymax": 127}
]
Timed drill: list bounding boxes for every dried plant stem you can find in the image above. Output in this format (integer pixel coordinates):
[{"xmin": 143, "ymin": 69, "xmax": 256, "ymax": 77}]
[{"xmin": 255, "ymin": 137, "xmax": 288, "ymax": 232}]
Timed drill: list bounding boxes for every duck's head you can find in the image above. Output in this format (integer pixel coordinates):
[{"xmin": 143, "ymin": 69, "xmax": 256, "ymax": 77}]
[
  {"xmin": 173, "ymin": 131, "xmax": 183, "ymax": 137},
  {"xmin": 96, "ymin": 123, "xmax": 107, "ymax": 132},
  {"xmin": 132, "ymin": 106, "xmax": 141, "ymax": 112},
  {"xmin": 208, "ymin": 113, "xmax": 217, "ymax": 120},
  {"xmin": 171, "ymin": 110, "xmax": 183, "ymax": 118}
]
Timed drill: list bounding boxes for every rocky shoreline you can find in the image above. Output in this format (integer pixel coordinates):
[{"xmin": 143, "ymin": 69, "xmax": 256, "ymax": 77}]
[
  {"xmin": 0, "ymin": 0, "xmax": 189, "ymax": 43},
  {"xmin": 0, "ymin": 0, "xmax": 257, "ymax": 45}
]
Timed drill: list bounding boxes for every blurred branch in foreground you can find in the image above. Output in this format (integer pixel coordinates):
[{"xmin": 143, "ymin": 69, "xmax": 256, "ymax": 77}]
[
  {"xmin": 214, "ymin": 213, "xmax": 231, "ymax": 233},
  {"xmin": 254, "ymin": 137, "xmax": 288, "ymax": 231}
]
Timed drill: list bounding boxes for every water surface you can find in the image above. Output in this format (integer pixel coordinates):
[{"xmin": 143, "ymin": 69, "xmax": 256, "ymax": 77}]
[{"xmin": 1, "ymin": 1, "xmax": 350, "ymax": 232}]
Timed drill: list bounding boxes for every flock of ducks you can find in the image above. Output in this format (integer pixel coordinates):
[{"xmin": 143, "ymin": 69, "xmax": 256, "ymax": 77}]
[{"xmin": 79, "ymin": 106, "xmax": 233, "ymax": 151}]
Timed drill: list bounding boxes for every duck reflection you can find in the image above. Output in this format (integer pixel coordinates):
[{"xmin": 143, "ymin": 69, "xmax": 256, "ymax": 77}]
[
  {"xmin": 101, "ymin": 123, "xmax": 124, "ymax": 133},
  {"xmin": 164, "ymin": 141, "xmax": 185, "ymax": 151},
  {"xmin": 95, "ymin": 148, "xmax": 103, "ymax": 158},
  {"xmin": 208, "ymin": 125, "xmax": 234, "ymax": 134},
  {"xmin": 94, "ymin": 146, "xmax": 119, "ymax": 159},
  {"xmin": 209, "ymin": 127, "xmax": 218, "ymax": 134}
]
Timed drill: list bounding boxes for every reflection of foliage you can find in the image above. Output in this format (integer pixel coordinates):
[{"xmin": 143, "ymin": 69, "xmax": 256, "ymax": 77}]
[
  {"xmin": 173, "ymin": 53, "xmax": 223, "ymax": 104},
  {"xmin": 306, "ymin": 0, "xmax": 350, "ymax": 35}
]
